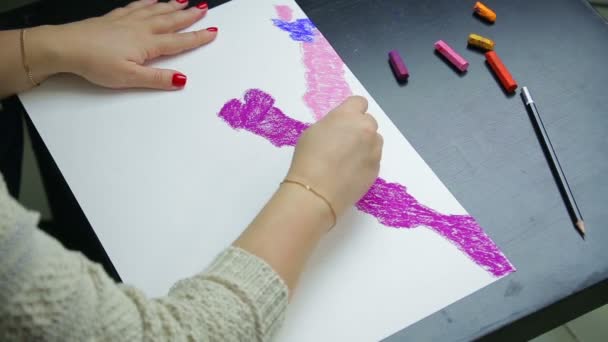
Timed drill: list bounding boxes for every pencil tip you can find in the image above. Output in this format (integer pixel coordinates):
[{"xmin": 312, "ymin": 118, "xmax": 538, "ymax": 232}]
[{"xmin": 576, "ymin": 220, "xmax": 585, "ymax": 236}]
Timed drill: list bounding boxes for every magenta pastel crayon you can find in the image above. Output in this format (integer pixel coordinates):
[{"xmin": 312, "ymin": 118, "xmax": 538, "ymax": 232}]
[
  {"xmin": 388, "ymin": 50, "xmax": 409, "ymax": 80},
  {"xmin": 434, "ymin": 40, "xmax": 469, "ymax": 72}
]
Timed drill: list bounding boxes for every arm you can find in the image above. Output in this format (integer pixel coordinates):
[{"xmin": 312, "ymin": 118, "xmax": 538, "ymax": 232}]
[
  {"xmin": 0, "ymin": 182, "xmax": 286, "ymax": 341},
  {"xmin": 0, "ymin": 0, "xmax": 217, "ymax": 99}
]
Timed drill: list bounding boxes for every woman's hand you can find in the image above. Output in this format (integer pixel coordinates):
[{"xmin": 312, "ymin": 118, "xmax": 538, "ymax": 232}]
[
  {"xmin": 235, "ymin": 96, "xmax": 382, "ymax": 291},
  {"xmin": 287, "ymin": 96, "xmax": 383, "ymax": 217},
  {"xmin": 29, "ymin": 0, "xmax": 216, "ymax": 90}
]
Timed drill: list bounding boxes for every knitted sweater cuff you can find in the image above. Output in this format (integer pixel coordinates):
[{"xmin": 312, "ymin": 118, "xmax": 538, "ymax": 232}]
[{"xmin": 203, "ymin": 246, "xmax": 288, "ymax": 339}]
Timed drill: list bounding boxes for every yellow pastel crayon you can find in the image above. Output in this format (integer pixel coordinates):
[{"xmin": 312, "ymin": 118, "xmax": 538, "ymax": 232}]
[{"xmin": 468, "ymin": 33, "xmax": 495, "ymax": 51}]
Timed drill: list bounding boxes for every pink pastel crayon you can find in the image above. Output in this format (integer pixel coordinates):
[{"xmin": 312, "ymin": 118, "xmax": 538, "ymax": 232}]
[{"xmin": 434, "ymin": 40, "xmax": 469, "ymax": 72}]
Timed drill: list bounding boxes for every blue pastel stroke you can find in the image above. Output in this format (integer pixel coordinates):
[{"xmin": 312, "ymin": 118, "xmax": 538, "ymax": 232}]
[{"xmin": 272, "ymin": 18, "xmax": 316, "ymax": 42}]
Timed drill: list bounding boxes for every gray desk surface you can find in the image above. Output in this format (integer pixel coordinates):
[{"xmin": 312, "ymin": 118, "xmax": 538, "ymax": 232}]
[{"xmin": 8, "ymin": 0, "xmax": 608, "ymax": 340}]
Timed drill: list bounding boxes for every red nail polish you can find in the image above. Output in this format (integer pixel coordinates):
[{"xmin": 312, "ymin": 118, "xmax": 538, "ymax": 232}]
[
  {"xmin": 176, "ymin": 0, "xmax": 188, "ymax": 4},
  {"xmin": 206, "ymin": 27, "xmax": 218, "ymax": 32},
  {"xmin": 196, "ymin": 2, "xmax": 208, "ymax": 9},
  {"xmin": 172, "ymin": 73, "xmax": 187, "ymax": 87}
]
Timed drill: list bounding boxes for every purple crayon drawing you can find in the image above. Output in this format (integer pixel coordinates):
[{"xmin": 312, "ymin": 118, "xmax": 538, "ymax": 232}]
[
  {"xmin": 357, "ymin": 178, "xmax": 513, "ymax": 276},
  {"xmin": 218, "ymin": 89, "xmax": 515, "ymax": 277},
  {"xmin": 218, "ymin": 5, "xmax": 513, "ymax": 277},
  {"xmin": 219, "ymin": 89, "xmax": 309, "ymax": 147}
]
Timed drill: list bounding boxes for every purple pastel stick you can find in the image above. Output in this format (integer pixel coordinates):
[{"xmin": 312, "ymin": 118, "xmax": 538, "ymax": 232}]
[
  {"xmin": 388, "ymin": 50, "xmax": 409, "ymax": 80},
  {"xmin": 435, "ymin": 40, "xmax": 469, "ymax": 72}
]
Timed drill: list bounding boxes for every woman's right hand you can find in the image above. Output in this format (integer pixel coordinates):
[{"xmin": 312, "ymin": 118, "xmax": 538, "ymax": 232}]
[
  {"xmin": 236, "ymin": 96, "xmax": 382, "ymax": 291},
  {"xmin": 287, "ymin": 96, "xmax": 383, "ymax": 217}
]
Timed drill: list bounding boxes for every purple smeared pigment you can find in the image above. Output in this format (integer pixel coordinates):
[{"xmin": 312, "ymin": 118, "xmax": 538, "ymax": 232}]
[
  {"xmin": 357, "ymin": 178, "xmax": 514, "ymax": 277},
  {"xmin": 218, "ymin": 88, "xmax": 309, "ymax": 147},
  {"xmin": 271, "ymin": 18, "xmax": 316, "ymax": 42},
  {"xmin": 218, "ymin": 89, "xmax": 515, "ymax": 277}
]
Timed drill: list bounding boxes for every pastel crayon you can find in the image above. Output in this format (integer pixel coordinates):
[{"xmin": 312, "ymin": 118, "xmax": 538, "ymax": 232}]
[
  {"xmin": 473, "ymin": 1, "xmax": 497, "ymax": 23},
  {"xmin": 388, "ymin": 50, "xmax": 409, "ymax": 80},
  {"xmin": 434, "ymin": 40, "xmax": 469, "ymax": 72},
  {"xmin": 468, "ymin": 33, "xmax": 495, "ymax": 51},
  {"xmin": 485, "ymin": 51, "xmax": 517, "ymax": 93}
]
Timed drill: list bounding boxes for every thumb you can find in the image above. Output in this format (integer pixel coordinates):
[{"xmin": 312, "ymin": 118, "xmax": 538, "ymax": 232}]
[{"xmin": 126, "ymin": 65, "xmax": 187, "ymax": 90}]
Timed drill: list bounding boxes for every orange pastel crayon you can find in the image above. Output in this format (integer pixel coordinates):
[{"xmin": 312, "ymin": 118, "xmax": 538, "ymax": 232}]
[{"xmin": 474, "ymin": 1, "xmax": 497, "ymax": 23}]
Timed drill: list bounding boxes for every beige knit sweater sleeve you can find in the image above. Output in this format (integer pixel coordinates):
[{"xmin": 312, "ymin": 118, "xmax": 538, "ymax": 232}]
[{"xmin": 0, "ymin": 175, "xmax": 288, "ymax": 341}]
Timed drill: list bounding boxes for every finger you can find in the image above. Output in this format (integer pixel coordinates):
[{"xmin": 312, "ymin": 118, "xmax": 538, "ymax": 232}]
[
  {"xmin": 150, "ymin": 6, "xmax": 208, "ymax": 33},
  {"xmin": 335, "ymin": 95, "xmax": 368, "ymax": 115},
  {"xmin": 132, "ymin": 0, "xmax": 189, "ymax": 18},
  {"xmin": 152, "ymin": 28, "xmax": 218, "ymax": 57},
  {"xmin": 363, "ymin": 112, "xmax": 379, "ymax": 131},
  {"xmin": 107, "ymin": 0, "xmax": 157, "ymax": 18},
  {"xmin": 125, "ymin": 64, "xmax": 187, "ymax": 90}
]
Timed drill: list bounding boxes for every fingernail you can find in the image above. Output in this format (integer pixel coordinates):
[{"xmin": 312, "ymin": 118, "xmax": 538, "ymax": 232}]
[
  {"xmin": 172, "ymin": 73, "xmax": 187, "ymax": 87},
  {"xmin": 176, "ymin": 0, "xmax": 188, "ymax": 4},
  {"xmin": 196, "ymin": 2, "xmax": 208, "ymax": 9},
  {"xmin": 206, "ymin": 27, "xmax": 218, "ymax": 32}
]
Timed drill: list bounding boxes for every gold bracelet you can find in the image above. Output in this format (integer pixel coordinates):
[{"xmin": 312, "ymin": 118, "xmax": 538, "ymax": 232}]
[
  {"xmin": 281, "ymin": 179, "xmax": 337, "ymax": 230},
  {"xmin": 20, "ymin": 29, "xmax": 39, "ymax": 87}
]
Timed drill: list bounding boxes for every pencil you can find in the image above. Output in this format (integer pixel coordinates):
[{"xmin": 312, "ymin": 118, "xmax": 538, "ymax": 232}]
[{"xmin": 521, "ymin": 87, "xmax": 585, "ymax": 237}]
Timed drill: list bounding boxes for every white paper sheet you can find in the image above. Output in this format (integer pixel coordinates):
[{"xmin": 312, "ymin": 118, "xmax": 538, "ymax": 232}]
[{"xmin": 19, "ymin": 1, "xmax": 513, "ymax": 340}]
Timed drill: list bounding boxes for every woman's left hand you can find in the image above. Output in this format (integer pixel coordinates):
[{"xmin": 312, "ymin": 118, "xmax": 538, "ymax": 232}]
[{"xmin": 31, "ymin": 0, "xmax": 217, "ymax": 89}]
